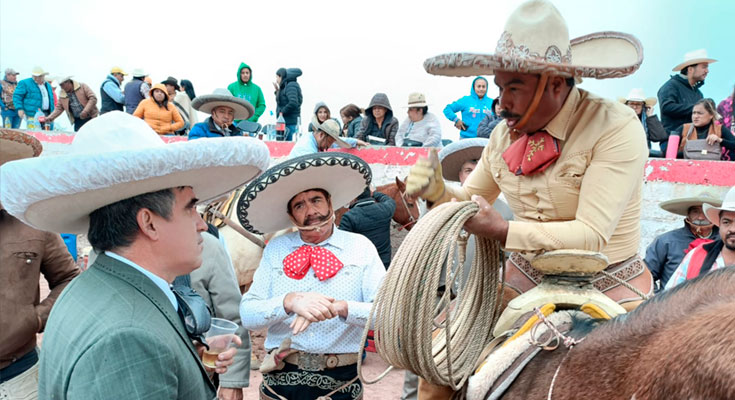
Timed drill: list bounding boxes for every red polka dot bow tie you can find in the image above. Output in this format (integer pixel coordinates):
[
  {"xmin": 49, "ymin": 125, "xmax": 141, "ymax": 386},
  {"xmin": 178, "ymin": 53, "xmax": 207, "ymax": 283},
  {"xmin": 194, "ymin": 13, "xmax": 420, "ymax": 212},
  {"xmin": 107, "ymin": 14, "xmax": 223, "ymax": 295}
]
[{"xmin": 283, "ymin": 245, "xmax": 344, "ymax": 281}]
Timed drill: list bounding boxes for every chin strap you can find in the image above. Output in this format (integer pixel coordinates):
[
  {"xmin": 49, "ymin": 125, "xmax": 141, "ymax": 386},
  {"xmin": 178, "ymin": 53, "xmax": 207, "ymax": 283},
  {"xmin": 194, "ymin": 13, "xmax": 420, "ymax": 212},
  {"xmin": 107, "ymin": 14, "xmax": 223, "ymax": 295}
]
[
  {"xmin": 512, "ymin": 73, "xmax": 550, "ymax": 135},
  {"xmin": 289, "ymin": 212, "xmax": 335, "ymax": 232},
  {"xmin": 685, "ymin": 218, "xmax": 714, "ymax": 238}
]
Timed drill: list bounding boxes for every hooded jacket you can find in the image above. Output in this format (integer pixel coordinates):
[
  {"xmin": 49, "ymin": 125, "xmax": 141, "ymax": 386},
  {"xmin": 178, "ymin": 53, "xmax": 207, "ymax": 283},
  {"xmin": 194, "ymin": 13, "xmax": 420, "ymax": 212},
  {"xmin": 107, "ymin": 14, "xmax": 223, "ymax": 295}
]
[
  {"xmin": 443, "ymin": 77, "xmax": 494, "ymax": 139},
  {"xmin": 132, "ymin": 83, "xmax": 185, "ymax": 135},
  {"xmin": 657, "ymin": 74, "xmax": 704, "ymax": 134},
  {"xmin": 227, "ymin": 63, "xmax": 266, "ymax": 122},
  {"xmin": 307, "ymin": 102, "xmax": 341, "ymax": 132},
  {"xmin": 357, "ymin": 93, "xmax": 399, "ymax": 145},
  {"xmin": 275, "ymin": 68, "xmax": 303, "ymax": 125}
]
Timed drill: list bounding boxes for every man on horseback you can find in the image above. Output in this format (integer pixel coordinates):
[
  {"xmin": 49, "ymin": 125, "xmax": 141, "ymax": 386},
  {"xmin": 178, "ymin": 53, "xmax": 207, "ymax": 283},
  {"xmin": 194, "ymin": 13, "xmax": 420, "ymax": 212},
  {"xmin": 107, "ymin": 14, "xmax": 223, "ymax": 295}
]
[
  {"xmin": 0, "ymin": 112, "xmax": 270, "ymax": 399},
  {"xmin": 665, "ymin": 187, "xmax": 735, "ymax": 289},
  {"xmin": 237, "ymin": 152, "xmax": 386, "ymax": 400},
  {"xmin": 405, "ymin": 0, "xmax": 652, "ymax": 396}
]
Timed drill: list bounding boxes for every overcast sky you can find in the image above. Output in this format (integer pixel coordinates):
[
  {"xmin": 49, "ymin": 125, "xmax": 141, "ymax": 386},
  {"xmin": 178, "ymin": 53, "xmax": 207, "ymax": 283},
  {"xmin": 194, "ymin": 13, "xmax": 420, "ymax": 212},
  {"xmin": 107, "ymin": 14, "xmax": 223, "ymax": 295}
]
[{"xmin": 2, "ymin": 0, "xmax": 732, "ymax": 138}]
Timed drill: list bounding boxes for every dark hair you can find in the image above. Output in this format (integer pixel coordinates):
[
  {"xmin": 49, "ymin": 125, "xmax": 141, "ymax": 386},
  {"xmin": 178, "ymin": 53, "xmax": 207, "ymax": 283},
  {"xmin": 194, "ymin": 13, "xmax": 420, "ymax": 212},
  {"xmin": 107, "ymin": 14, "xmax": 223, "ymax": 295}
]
[
  {"xmin": 287, "ymin": 188, "xmax": 331, "ymax": 215},
  {"xmin": 340, "ymin": 104, "xmax": 363, "ymax": 119},
  {"xmin": 88, "ymin": 188, "xmax": 176, "ymax": 252},
  {"xmin": 419, "ymin": 106, "xmax": 428, "ymax": 115},
  {"xmin": 565, "ymin": 77, "xmax": 575, "ymax": 87},
  {"xmin": 180, "ymin": 79, "xmax": 196, "ymax": 101},
  {"xmin": 152, "ymin": 88, "xmax": 169, "ymax": 110}
]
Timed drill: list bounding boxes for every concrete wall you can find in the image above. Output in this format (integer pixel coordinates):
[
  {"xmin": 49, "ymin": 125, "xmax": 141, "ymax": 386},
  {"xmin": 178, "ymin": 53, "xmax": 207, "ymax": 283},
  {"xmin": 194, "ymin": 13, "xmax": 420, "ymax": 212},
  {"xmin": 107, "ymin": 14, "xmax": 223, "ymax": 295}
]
[{"xmin": 27, "ymin": 131, "xmax": 735, "ymax": 255}]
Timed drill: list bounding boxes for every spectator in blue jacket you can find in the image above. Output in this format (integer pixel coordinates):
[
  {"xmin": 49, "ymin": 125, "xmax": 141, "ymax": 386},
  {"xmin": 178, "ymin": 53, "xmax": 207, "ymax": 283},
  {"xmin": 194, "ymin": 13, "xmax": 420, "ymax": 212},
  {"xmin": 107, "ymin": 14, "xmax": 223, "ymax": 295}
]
[
  {"xmin": 188, "ymin": 88, "xmax": 254, "ymax": 140},
  {"xmin": 443, "ymin": 76, "xmax": 493, "ymax": 139},
  {"xmin": 100, "ymin": 66, "xmax": 127, "ymax": 114},
  {"xmin": 13, "ymin": 67, "xmax": 55, "ymax": 129}
]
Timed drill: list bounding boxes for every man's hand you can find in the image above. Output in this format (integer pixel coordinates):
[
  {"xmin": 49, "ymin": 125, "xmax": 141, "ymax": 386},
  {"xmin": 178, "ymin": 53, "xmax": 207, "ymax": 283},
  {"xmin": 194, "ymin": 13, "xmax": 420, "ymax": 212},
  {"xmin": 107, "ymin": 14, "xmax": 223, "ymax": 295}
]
[
  {"xmin": 218, "ymin": 387, "xmax": 243, "ymax": 400},
  {"xmin": 333, "ymin": 300, "xmax": 348, "ymax": 319},
  {"xmin": 18, "ymin": 110, "xmax": 25, "ymax": 119},
  {"xmin": 454, "ymin": 120, "xmax": 468, "ymax": 131},
  {"xmin": 80, "ymin": 111, "xmax": 88, "ymax": 119},
  {"xmin": 463, "ymin": 195, "xmax": 509, "ymax": 246},
  {"xmin": 198, "ymin": 335, "xmax": 242, "ymax": 375},
  {"xmin": 355, "ymin": 139, "xmax": 369, "ymax": 148},
  {"xmin": 284, "ymin": 292, "xmax": 337, "ymax": 322},
  {"xmin": 405, "ymin": 149, "xmax": 445, "ymax": 202},
  {"xmin": 290, "ymin": 315, "xmax": 312, "ymax": 335},
  {"xmin": 645, "ymin": 107, "xmax": 655, "ymax": 117}
]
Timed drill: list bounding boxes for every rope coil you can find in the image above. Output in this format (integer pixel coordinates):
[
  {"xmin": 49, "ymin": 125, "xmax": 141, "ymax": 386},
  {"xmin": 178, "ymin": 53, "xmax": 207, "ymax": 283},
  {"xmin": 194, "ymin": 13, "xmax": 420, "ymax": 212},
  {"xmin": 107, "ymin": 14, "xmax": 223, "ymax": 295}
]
[{"xmin": 358, "ymin": 201, "xmax": 505, "ymax": 390}]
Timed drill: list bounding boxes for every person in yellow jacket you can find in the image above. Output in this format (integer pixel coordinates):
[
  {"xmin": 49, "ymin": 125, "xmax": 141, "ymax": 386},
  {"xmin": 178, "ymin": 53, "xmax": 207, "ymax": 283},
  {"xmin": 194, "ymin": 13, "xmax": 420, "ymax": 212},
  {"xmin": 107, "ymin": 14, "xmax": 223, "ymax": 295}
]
[{"xmin": 133, "ymin": 83, "xmax": 184, "ymax": 135}]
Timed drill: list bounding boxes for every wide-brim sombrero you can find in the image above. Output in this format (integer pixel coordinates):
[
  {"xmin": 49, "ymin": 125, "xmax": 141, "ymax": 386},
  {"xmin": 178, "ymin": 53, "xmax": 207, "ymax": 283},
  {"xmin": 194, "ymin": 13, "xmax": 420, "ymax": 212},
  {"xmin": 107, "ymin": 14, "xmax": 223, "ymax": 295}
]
[
  {"xmin": 193, "ymin": 88, "xmax": 255, "ymax": 120},
  {"xmin": 439, "ymin": 138, "xmax": 488, "ymax": 181},
  {"xmin": 659, "ymin": 191, "xmax": 723, "ymax": 217},
  {"xmin": 424, "ymin": 0, "xmax": 643, "ymax": 79},
  {"xmin": 0, "ymin": 111, "xmax": 270, "ymax": 234},
  {"xmin": 703, "ymin": 187, "xmax": 735, "ymax": 227},
  {"xmin": 618, "ymin": 88, "xmax": 657, "ymax": 107},
  {"xmin": 0, "ymin": 129, "xmax": 43, "ymax": 166},
  {"xmin": 237, "ymin": 152, "xmax": 371, "ymax": 234}
]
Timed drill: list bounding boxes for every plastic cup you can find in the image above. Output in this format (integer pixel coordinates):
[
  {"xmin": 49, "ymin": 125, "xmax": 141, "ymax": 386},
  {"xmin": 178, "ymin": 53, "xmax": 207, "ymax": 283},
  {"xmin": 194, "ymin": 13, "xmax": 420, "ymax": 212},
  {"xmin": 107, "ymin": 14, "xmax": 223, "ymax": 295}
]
[{"xmin": 202, "ymin": 318, "xmax": 238, "ymax": 368}]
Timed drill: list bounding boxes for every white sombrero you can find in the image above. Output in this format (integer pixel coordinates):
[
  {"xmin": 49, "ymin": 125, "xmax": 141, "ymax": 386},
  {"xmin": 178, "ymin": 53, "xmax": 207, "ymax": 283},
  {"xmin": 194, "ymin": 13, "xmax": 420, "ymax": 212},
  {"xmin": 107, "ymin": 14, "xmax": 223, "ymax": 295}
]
[
  {"xmin": 660, "ymin": 190, "xmax": 722, "ymax": 217},
  {"xmin": 0, "ymin": 111, "xmax": 270, "ymax": 234},
  {"xmin": 424, "ymin": 0, "xmax": 642, "ymax": 79},
  {"xmin": 0, "ymin": 129, "xmax": 43, "ymax": 166},
  {"xmin": 703, "ymin": 187, "xmax": 735, "ymax": 227},
  {"xmin": 438, "ymin": 138, "xmax": 488, "ymax": 181},
  {"xmin": 618, "ymin": 88, "xmax": 657, "ymax": 108},
  {"xmin": 236, "ymin": 152, "xmax": 372, "ymax": 234},
  {"xmin": 672, "ymin": 49, "xmax": 717, "ymax": 72},
  {"xmin": 192, "ymin": 88, "xmax": 255, "ymax": 121}
]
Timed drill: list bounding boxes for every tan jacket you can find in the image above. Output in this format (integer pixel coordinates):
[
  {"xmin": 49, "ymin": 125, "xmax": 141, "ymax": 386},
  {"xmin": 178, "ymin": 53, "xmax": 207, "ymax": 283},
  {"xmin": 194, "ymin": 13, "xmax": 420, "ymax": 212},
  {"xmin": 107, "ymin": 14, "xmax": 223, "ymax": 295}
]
[
  {"xmin": 47, "ymin": 81, "xmax": 99, "ymax": 124},
  {"xmin": 438, "ymin": 88, "xmax": 648, "ymax": 263},
  {"xmin": 0, "ymin": 210, "xmax": 80, "ymax": 369}
]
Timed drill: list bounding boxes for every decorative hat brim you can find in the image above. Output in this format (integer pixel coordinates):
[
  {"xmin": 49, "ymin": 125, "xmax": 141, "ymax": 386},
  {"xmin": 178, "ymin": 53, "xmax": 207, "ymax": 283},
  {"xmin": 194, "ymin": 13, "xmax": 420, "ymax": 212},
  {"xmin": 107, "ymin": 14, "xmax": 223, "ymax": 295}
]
[
  {"xmin": 192, "ymin": 95, "xmax": 255, "ymax": 120},
  {"xmin": 660, "ymin": 196, "xmax": 723, "ymax": 216},
  {"xmin": 0, "ymin": 137, "xmax": 269, "ymax": 234},
  {"xmin": 438, "ymin": 138, "xmax": 489, "ymax": 181},
  {"xmin": 237, "ymin": 152, "xmax": 372, "ymax": 234},
  {"xmin": 424, "ymin": 31, "xmax": 643, "ymax": 79},
  {"xmin": 0, "ymin": 129, "xmax": 43, "ymax": 165}
]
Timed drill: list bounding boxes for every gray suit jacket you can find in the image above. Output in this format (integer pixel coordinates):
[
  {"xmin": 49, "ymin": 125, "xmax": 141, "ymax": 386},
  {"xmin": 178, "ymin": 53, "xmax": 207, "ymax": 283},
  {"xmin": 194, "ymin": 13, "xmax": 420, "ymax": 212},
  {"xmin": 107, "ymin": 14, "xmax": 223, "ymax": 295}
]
[{"xmin": 39, "ymin": 254, "xmax": 216, "ymax": 399}]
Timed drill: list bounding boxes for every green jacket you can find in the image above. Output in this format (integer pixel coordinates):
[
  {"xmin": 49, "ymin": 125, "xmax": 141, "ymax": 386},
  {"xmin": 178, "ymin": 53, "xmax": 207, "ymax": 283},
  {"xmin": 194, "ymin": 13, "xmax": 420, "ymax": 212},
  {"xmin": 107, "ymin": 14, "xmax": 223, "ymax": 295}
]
[
  {"xmin": 39, "ymin": 254, "xmax": 216, "ymax": 399},
  {"xmin": 227, "ymin": 62, "xmax": 266, "ymax": 122}
]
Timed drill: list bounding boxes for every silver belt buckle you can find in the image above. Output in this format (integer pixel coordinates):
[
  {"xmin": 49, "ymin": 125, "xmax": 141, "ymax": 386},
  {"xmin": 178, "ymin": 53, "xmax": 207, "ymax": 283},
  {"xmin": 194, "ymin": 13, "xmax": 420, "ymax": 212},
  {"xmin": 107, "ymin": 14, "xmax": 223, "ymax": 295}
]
[{"xmin": 297, "ymin": 353, "xmax": 327, "ymax": 371}]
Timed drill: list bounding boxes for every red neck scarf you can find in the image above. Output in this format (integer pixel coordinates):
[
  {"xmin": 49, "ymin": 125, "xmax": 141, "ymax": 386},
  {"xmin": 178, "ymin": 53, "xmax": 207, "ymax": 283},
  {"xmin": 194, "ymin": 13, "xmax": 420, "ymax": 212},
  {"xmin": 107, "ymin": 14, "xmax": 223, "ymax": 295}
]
[
  {"xmin": 502, "ymin": 131, "xmax": 560, "ymax": 176},
  {"xmin": 283, "ymin": 245, "xmax": 344, "ymax": 281}
]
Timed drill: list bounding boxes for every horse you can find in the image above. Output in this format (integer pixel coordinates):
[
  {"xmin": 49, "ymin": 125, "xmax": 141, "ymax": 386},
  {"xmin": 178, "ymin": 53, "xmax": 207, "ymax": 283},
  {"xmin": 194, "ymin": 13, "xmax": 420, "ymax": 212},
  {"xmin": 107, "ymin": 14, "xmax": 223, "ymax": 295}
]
[
  {"xmin": 216, "ymin": 176, "xmax": 420, "ymax": 292},
  {"xmin": 486, "ymin": 267, "xmax": 735, "ymax": 399}
]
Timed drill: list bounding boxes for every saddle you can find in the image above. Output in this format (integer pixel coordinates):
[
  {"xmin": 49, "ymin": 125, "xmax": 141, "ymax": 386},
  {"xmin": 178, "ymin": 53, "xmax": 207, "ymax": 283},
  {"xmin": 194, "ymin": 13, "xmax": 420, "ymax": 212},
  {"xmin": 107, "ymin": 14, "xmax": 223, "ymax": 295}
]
[{"xmin": 202, "ymin": 188, "xmax": 243, "ymax": 228}]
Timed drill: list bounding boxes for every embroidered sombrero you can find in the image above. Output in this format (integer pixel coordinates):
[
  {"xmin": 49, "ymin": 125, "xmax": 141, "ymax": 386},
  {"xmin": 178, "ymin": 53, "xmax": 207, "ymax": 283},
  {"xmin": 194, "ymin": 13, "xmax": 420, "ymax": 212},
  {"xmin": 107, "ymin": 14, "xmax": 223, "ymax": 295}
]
[
  {"xmin": 438, "ymin": 138, "xmax": 489, "ymax": 181},
  {"xmin": 192, "ymin": 88, "xmax": 255, "ymax": 120},
  {"xmin": 0, "ymin": 111, "xmax": 270, "ymax": 234},
  {"xmin": 0, "ymin": 129, "xmax": 43, "ymax": 166},
  {"xmin": 237, "ymin": 152, "xmax": 372, "ymax": 234},
  {"xmin": 703, "ymin": 187, "xmax": 735, "ymax": 227},
  {"xmin": 424, "ymin": 0, "xmax": 643, "ymax": 79},
  {"xmin": 659, "ymin": 190, "xmax": 722, "ymax": 217}
]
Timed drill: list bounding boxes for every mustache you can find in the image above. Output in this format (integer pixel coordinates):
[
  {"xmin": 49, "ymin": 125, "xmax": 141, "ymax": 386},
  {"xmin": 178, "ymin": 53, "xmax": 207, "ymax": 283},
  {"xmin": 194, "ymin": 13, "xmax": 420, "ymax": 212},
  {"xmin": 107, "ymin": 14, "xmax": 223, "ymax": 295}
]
[
  {"xmin": 690, "ymin": 219, "xmax": 711, "ymax": 226},
  {"xmin": 304, "ymin": 213, "xmax": 330, "ymax": 226},
  {"xmin": 499, "ymin": 110, "xmax": 522, "ymax": 119}
]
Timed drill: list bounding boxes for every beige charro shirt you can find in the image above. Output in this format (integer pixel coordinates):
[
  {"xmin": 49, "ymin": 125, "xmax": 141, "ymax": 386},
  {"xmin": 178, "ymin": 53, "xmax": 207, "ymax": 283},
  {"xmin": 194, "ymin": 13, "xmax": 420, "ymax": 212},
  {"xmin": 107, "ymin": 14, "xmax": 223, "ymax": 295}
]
[{"xmin": 437, "ymin": 87, "xmax": 648, "ymax": 263}]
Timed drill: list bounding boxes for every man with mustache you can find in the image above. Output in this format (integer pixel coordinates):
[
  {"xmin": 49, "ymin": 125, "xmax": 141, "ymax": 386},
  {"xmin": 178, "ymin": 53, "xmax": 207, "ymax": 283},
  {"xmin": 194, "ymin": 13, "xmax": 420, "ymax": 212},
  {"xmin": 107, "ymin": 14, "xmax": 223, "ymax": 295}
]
[
  {"xmin": 665, "ymin": 187, "xmax": 735, "ymax": 289},
  {"xmin": 644, "ymin": 191, "xmax": 722, "ymax": 291},
  {"xmin": 237, "ymin": 153, "xmax": 386, "ymax": 400}
]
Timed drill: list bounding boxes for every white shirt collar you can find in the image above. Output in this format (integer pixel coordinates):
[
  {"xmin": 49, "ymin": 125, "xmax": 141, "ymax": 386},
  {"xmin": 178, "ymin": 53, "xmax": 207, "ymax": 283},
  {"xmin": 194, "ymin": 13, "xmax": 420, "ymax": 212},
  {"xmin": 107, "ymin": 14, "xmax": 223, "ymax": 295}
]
[
  {"xmin": 105, "ymin": 251, "xmax": 178, "ymax": 311},
  {"xmin": 290, "ymin": 224, "xmax": 346, "ymax": 251}
]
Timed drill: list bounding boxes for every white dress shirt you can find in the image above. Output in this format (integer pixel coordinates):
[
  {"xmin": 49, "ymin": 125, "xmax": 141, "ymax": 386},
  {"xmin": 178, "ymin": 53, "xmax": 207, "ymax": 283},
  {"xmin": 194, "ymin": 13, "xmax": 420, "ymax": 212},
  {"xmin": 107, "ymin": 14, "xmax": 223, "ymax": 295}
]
[{"xmin": 240, "ymin": 227, "xmax": 386, "ymax": 353}]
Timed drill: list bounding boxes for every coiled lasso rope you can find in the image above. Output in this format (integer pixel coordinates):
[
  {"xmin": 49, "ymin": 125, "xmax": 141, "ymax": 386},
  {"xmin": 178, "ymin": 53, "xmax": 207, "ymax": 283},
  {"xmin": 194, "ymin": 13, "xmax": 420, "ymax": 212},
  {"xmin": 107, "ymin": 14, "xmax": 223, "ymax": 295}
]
[{"xmin": 358, "ymin": 201, "xmax": 505, "ymax": 390}]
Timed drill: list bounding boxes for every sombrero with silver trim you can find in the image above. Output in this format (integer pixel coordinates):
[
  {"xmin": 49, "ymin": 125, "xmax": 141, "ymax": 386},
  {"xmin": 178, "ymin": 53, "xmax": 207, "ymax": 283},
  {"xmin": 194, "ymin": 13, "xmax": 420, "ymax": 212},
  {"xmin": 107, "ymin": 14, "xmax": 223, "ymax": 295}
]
[
  {"xmin": 0, "ymin": 111, "xmax": 270, "ymax": 234},
  {"xmin": 438, "ymin": 138, "xmax": 488, "ymax": 181},
  {"xmin": 424, "ymin": 0, "xmax": 643, "ymax": 79},
  {"xmin": 660, "ymin": 190, "xmax": 722, "ymax": 217},
  {"xmin": 0, "ymin": 129, "xmax": 43, "ymax": 166},
  {"xmin": 237, "ymin": 152, "xmax": 371, "ymax": 234},
  {"xmin": 192, "ymin": 88, "xmax": 255, "ymax": 121},
  {"xmin": 703, "ymin": 187, "xmax": 735, "ymax": 227}
]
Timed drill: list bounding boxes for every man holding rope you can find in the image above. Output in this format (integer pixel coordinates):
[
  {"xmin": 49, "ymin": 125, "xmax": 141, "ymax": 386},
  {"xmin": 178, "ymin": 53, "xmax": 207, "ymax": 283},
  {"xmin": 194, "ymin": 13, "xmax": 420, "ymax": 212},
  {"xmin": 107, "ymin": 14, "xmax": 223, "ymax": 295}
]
[
  {"xmin": 237, "ymin": 152, "xmax": 386, "ymax": 400},
  {"xmin": 407, "ymin": 1, "xmax": 653, "ymax": 396}
]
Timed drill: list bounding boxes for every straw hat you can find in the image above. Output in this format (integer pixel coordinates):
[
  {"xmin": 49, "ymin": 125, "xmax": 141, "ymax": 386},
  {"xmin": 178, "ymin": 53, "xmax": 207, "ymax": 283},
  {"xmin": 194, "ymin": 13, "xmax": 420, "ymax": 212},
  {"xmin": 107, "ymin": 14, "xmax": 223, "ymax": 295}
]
[
  {"xmin": 438, "ymin": 138, "xmax": 488, "ymax": 181},
  {"xmin": 618, "ymin": 88, "xmax": 657, "ymax": 107},
  {"xmin": 0, "ymin": 112, "xmax": 269, "ymax": 234},
  {"xmin": 672, "ymin": 49, "xmax": 717, "ymax": 72},
  {"xmin": 31, "ymin": 67, "xmax": 49, "ymax": 77},
  {"xmin": 110, "ymin": 66, "xmax": 128, "ymax": 75},
  {"xmin": 660, "ymin": 190, "xmax": 723, "ymax": 216},
  {"xmin": 424, "ymin": 0, "xmax": 642, "ymax": 79},
  {"xmin": 0, "ymin": 129, "xmax": 42, "ymax": 166},
  {"xmin": 405, "ymin": 92, "xmax": 429, "ymax": 108},
  {"xmin": 192, "ymin": 88, "xmax": 255, "ymax": 121},
  {"xmin": 314, "ymin": 118, "xmax": 350, "ymax": 149},
  {"xmin": 236, "ymin": 152, "xmax": 371, "ymax": 234},
  {"xmin": 703, "ymin": 187, "xmax": 735, "ymax": 227}
]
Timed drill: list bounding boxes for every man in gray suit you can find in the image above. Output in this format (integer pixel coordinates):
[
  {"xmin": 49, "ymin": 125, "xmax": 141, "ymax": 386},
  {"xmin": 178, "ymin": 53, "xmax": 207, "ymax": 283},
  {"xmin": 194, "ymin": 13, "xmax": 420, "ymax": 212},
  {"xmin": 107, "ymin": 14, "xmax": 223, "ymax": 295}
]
[{"xmin": 0, "ymin": 112, "xmax": 270, "ymax": 399}]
